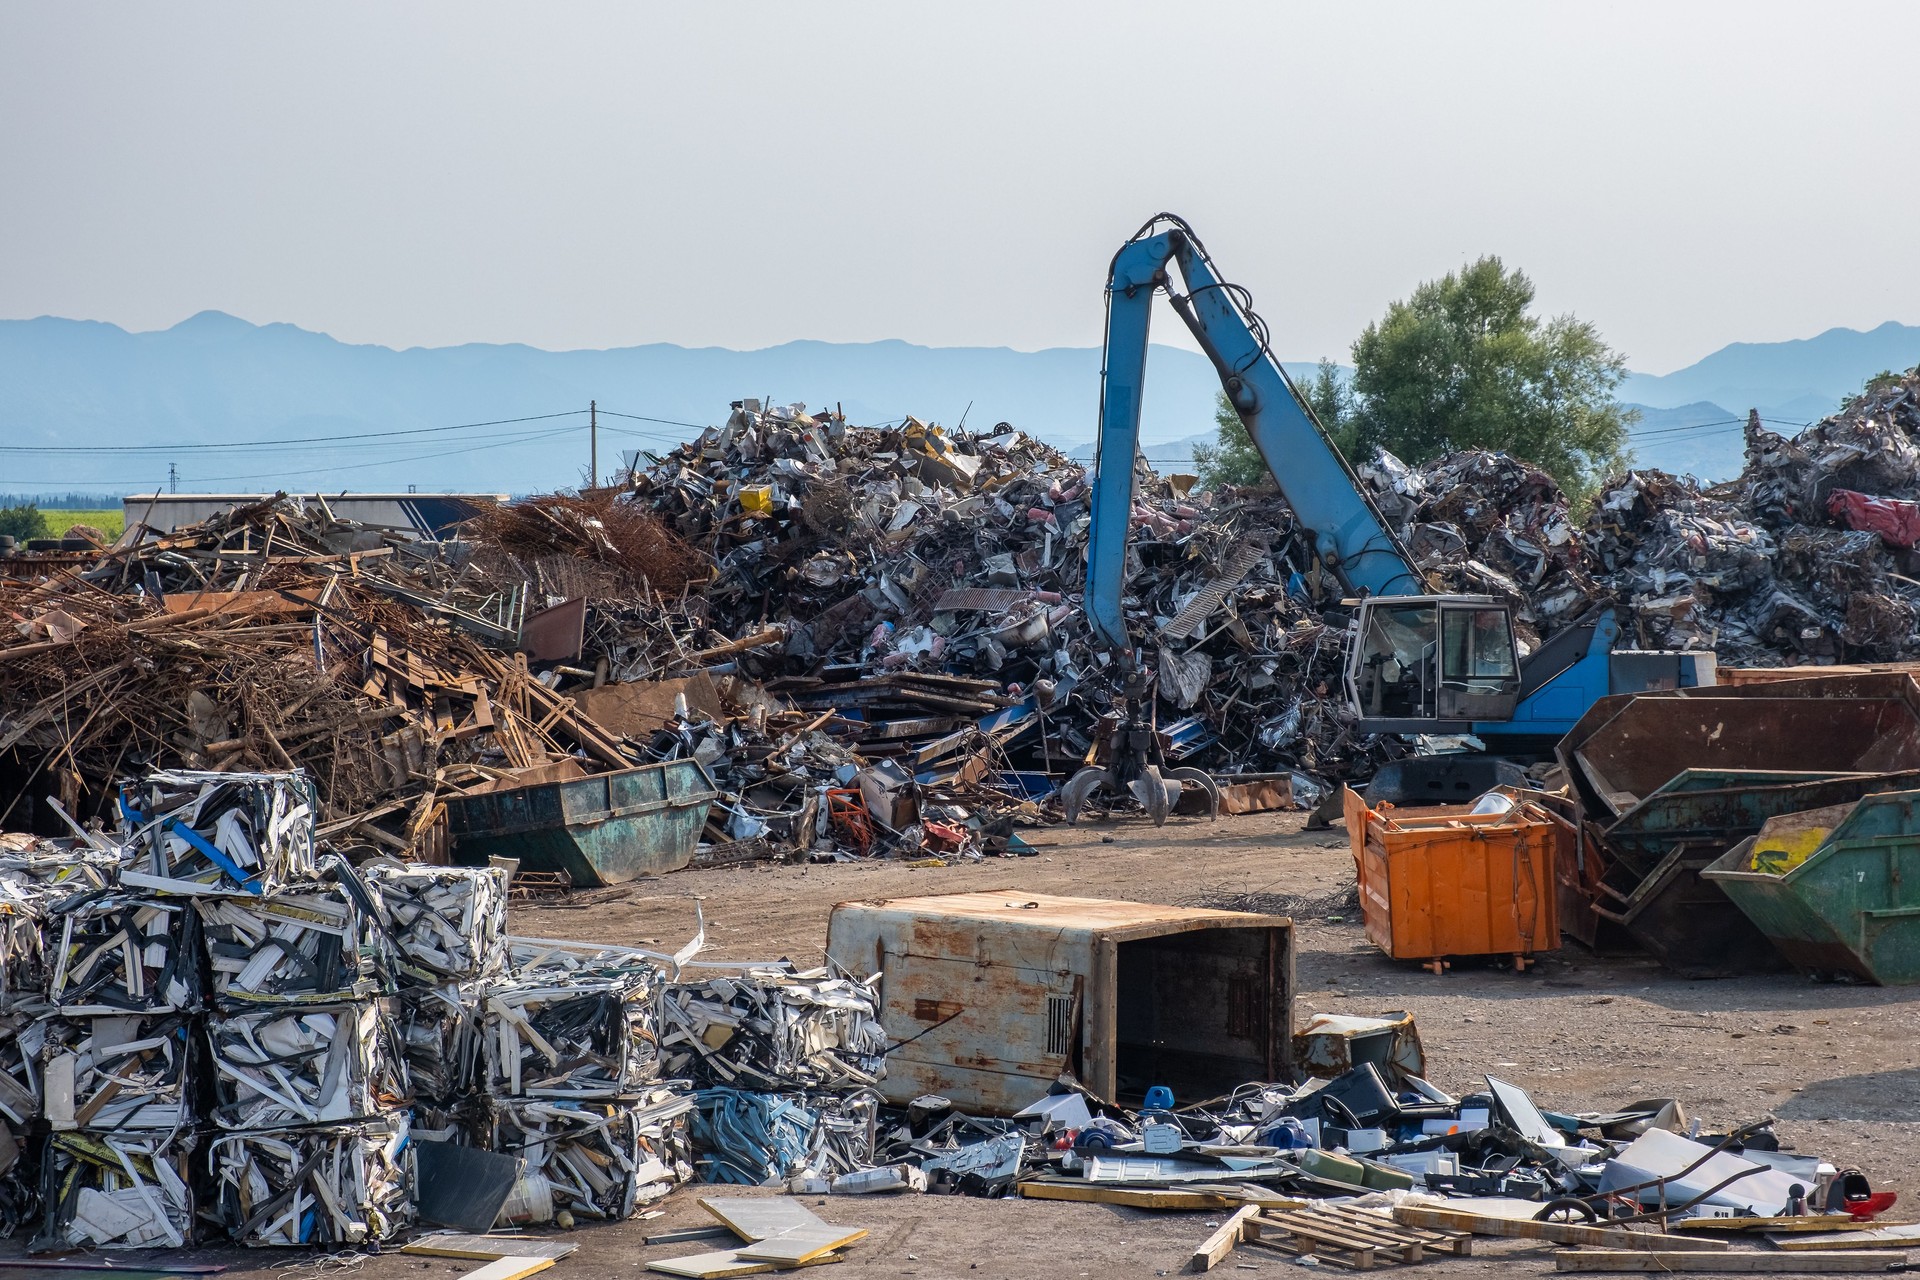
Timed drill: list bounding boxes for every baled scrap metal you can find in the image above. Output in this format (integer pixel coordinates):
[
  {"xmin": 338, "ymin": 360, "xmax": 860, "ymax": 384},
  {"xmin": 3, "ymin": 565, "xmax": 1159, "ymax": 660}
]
[
  {"xmin": 661, "ymin": 966, "xmax": 886, "ymax": 1090},
  {"xmin": 0, "ymin": 1012, "xmax": 41, "ymax": 1127},
  {"xmin": 35, "ymin": 1129, "xmax": 194, "ymax": 1252},
  {"xmin": 490, "ymin": 1088, "xmax": 693, "ymax": 1220},
  {"xmin": 366, "ymin": 862, "xmax": 509, "ymax": 983},
  {"xmin": 207, "ymin": 1000, "xmax": 410, "ymax": 1129},
  {"xmin": 208, "ymin": 1115, "xmax": 413, "ymax": 1246},
  {"xmin": 197, "ymin": 879, "xmax": 391, "ymax": 1007},
  {"xmin": 0, "ymin": 880, "xmax": 52, "ymax": 1014},
  {"xmin": 484, "ymin": 968, "xmax": 663, "ymax": 1099},
  {"xmin": 39, "ymin": 1012, "xmax": 195, "ymax": 1131},
  {"xmin": 398, "ymin": 980, "xmax": 483, "ymax": 1103},
  {"xmin": 117, "ymin": 769, "xmax": 317, "ymax": 897},
  {"xmin": 690, "ymin": 1088, "xmax": 878, "ymax": 1184},
  {"xmin": 45, "ymin": 891, "xmax": 199, "ymax": 1014}
]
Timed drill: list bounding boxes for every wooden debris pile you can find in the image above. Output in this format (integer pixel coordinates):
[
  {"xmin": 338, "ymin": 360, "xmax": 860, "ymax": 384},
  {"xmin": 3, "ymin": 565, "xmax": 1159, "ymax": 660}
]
[{"xmin": 0, "ymin": 494, "xmax": 670, "ymax": 859}]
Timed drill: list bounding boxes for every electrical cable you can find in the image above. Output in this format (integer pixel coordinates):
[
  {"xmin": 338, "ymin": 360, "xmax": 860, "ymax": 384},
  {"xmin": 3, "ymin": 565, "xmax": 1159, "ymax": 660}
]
[{"xmin": 0, "ymin": 409, "xmax": 588, "ymax": 454}]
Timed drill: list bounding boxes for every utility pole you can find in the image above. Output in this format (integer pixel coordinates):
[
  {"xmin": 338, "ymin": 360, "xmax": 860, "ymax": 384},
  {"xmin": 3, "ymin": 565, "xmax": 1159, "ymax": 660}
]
[
  {"xmin": 589, "ymin": 400, "xmax": 598, "ymax": 489},
  {"xmin": 168, "ymin": 463, "xmax": 178, "ymax": 494}
]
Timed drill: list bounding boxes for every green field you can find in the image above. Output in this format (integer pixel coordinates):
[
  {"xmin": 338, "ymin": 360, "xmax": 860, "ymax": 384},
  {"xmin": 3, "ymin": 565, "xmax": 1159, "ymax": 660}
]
[{"xmin": 39, "ymin": 508, "xmax": 125, "ymax": 540}]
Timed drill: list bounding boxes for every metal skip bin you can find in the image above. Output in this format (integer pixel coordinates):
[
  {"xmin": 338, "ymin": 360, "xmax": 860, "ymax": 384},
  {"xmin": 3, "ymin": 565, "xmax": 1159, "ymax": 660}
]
[
  {"xmin": 1343, "ymin": 787, "xmax": 1562, "ymax": 972},
  {"xmin": 444, "ymin": 759, "xmax": 720, "ymax": 886},
  {"xmin": 1555, "ymin": 672, "xmax": 1920, "ymax": 973},
  {"xmin": 824, "ymin": 892, "xmax": 1294, "ymax": 1116},
  {"xmin": 1703, "ymin": 789, "xmax": 1920, "ymax": 984}
]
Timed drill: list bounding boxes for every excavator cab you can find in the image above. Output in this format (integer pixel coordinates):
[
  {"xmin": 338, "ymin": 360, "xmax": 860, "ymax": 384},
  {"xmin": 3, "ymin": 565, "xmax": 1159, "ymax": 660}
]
[{"xmin": 1345, "ymin": 595, "xmax": 1521, "ymax": 734}]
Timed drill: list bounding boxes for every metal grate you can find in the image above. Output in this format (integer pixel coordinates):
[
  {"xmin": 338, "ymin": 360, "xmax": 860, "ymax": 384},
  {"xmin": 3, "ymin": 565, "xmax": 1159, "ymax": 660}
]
[
  {"xmin": 1226, "ymin": 975, "xmax": 1261, "ymax": 1040},
  {"xmin": 1045, "ymin": 993, "xmax": 1075, "ymax": 1057}
]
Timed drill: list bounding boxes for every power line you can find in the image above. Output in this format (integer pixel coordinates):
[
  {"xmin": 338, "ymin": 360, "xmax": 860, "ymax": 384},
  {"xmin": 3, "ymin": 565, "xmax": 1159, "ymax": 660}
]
[
  {"xmin": 3, "ymin": 424, "xmax": 581, "ymax": 489},
  {"xmin": 0, "ymin": 409, "xmax": 589, "ymax": 455}
]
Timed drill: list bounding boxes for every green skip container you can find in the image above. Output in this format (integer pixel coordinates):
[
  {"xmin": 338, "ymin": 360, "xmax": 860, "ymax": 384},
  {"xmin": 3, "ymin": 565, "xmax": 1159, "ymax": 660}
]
[
  {"xmin": 1701, "ymin": 786, "xmax": 1920, "ymax": 985},
  {"xmin": 443, "ymin": 759, "xmax": 720, "ymax": 887}
]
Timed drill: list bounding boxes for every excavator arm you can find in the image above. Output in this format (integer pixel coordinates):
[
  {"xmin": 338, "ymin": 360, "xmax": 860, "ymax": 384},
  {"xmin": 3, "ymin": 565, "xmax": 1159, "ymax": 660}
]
[{"xmin": 1085, "ymin": 215, "xmax": 1424, "ymax": 662}]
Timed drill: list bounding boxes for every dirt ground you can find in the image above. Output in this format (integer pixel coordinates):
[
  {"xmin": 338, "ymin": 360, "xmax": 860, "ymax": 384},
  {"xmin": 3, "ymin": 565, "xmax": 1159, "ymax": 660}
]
[{"xmin": 13, "ymin": 810, "xmax": 1917, "ymax": 1278}]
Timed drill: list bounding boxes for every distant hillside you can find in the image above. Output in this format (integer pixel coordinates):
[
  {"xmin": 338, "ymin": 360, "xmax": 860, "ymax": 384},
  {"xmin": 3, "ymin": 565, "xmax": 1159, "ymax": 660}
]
[
  {"xmin": 0, "ymin": 312, "xmax": 1244, "ymax": 493},
  {"xmin": 1, "ymin": 310, "xmax": 1913, "ymax": 494},
  {"xmin": 1622, "ymin": 321, "xmax": 1920, "ymax": 416}
]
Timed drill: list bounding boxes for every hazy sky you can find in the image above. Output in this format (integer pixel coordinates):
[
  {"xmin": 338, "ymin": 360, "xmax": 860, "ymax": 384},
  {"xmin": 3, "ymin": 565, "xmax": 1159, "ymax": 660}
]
[{"xmin": 3, "ymin": 1, "xmax": 1916, "ymax": 374}]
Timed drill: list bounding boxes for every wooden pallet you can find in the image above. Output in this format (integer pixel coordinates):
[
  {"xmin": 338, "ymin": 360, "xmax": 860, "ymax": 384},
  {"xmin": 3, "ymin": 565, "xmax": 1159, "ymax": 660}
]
[{"xmin": 1244, "ymin": 1206, "xmax": 1474, "ymax": 1269}]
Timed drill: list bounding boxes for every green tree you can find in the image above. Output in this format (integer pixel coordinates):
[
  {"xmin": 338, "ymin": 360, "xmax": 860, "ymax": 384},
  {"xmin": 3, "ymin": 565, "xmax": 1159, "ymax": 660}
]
[
  {"xmin": 1193, "ymin": 359, "xmax": 1355, "ymax": 489},
  {"xmin": 0, "ymin": 504, "xmax": 47, "ymax": 542},
  {"xmin": 1347, "ymin": 256, "xmax": 1634, "ymax": 502}
]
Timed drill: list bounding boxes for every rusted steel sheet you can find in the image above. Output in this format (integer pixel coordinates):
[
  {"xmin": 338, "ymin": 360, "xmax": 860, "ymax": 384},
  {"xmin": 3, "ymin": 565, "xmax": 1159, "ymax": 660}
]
[{"xmin": 825, "ymin": 892, "xmax": 1293, "ymax": 1115}]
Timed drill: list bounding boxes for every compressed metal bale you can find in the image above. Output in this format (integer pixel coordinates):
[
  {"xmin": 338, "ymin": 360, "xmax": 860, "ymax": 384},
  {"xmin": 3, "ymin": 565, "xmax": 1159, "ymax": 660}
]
[
  {"xmin": 0, "ymin": 1118, "xmax": 36, "ymax": 1239},
  {"xmin": 488, "ymin": 1087, "xmax": 692, "ymax": 1222},
  {"xmin": 691, "ymin": 1088, "xmax": 879, "ymax": 1184},
  {"xmin": 207, "ymin": 1000, "xmax": 410, "ymax": 1130},
  {"xmin": 0, "ymin": 1012, "xmax": 41, "ymax": 1132},
  {"xmin": 397, "ymin": 981, "xmax": 483, "ymax": 1104},
  {"xmin": 483, "ymin": 969, "xmax": 664, "ymax": 1099},
  {"xmin": 117, "ymin": 769, "xmax": 318, "ymax": 897},
  {"xmin": 364, "ymin": 862, "xmax": 508, "ymax": 984},
  {"xmin": 662, "ymin": 966, "xmax": 886, "ymax": 1090},
  {"xmin": 39, "ymin": 1012, "xmax": 195, "ymax": 1132},
  {"xmin": 196, "ymin": 880, "xmax": 392, "ymax": 1009},
  {"xmin": 207, "ymin": 1114, "xmax": 414, "ymax": 1246},
  {"xmin": 34, "ymin": 1129, "xmax": 196, "ymax": 1252},
  {"xmin": 45, "ymin": 892, "xmax": 200, "ymax": 1015}
]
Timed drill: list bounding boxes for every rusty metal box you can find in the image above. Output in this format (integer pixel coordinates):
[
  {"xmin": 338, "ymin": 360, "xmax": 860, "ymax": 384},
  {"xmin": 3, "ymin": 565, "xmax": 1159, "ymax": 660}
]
[{"xmin": 825, "ymin": 891, "xmax": 1294, "ymax": 1115}]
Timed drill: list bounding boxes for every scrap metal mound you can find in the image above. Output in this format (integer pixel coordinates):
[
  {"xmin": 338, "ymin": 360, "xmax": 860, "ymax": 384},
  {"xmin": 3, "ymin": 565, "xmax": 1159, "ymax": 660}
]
[
  {"xmin": 8, "ymin": 371, "xmax": 1920, "ymax": 860},
  {"xmin": 1364, "ymin": 366, "xmax": 1920, "ymax": 667}
]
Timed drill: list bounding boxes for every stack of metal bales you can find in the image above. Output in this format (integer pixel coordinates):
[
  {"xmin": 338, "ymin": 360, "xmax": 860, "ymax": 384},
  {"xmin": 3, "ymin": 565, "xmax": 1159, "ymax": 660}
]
[
  {"xmin": 665, "ymin": 965, "xmax": 886, "ymax": 1185},
  {"xmin": 476, "ymin": 936, "xmax": 694, "ymax": 1223},
  {"xmin": 0, "ymin": 769, "xmax": 699, "ymax": 1250},
  {"xmin": 124, "ymin": 770, "xmax": 416, "ymax": 1249}
]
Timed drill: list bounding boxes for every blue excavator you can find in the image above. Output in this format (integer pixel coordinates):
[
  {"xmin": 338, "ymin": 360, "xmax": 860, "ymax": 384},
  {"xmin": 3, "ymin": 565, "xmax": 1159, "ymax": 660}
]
[{"xmin": 1063, "ymin": 214, "xmax": 1714, "ymax": 824}]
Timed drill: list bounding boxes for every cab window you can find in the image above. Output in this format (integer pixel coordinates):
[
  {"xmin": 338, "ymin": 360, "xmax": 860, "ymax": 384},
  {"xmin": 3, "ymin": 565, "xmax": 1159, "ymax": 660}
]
[{"xmin": 1441, "ymin": 608, "xmax": 1517, "ymax": 682}]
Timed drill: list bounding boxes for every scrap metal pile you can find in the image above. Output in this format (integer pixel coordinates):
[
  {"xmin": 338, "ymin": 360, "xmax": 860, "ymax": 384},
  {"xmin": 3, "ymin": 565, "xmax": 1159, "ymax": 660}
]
[
  {"xmin": 0, "ymin": 768, "xmax": 709, "ymax": 1251},
  {"xmin": 1364, "ymin": 368, "xmax": 1920, "ymax": 667},
  {"xmin": 0, "ymin": 399, "xmax": 1363, "ymax": 869},
  {"xmin": 12, "ymin": 373, "xmax": 1920, "ymax": 872}
]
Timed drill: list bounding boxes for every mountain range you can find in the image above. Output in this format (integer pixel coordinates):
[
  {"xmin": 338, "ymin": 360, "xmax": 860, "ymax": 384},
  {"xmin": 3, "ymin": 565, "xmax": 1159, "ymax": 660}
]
[{"xmin": 1, "ymin": 312, "xmax": 1916, "ymax": 495}]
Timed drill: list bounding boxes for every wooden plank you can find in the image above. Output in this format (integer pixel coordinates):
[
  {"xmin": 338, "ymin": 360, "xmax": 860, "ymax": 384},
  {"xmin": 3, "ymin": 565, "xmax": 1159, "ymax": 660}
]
[
  {"xmin": 1189, "ymin": 1205, "xmax": 1260, "ymax": 1273},
  {"xmin": 1245, "ymin": 1218, "xmax": 1374, "ymax": 1270},
  {"xmin": 1260, "ymin": 1213, "xmax": 1418, "ymax": 1263},
  {"xmin": 1676, "ymin": 1216, "xmax": 1885, "ymax": 1234},
  {"xmin": 1772, "ymin": 1222, "xmax": 1920, "ymax": 1251},
  {"xmin": 1394, "ymin": 1206, "xmax": 1730, "ymax": 1252},
  {"xmin": 734, "ymin": 1225, "xmax": 870, "ymax": 1266},
  {"xmin": 1018, "ymin": 1182, "xmax": 1236, "ymax": 1211},
  {"xmin": 1318, "ymin": 1204, "xmax": 1473, "ymax": 1254},
  {"xmin": 402, "ymin": 1236, "xmax": 579, "ymax": 1262},
  {"xmin": 1553, "ymin": 1249, "xmax": 1907, "ymax": 1273}
]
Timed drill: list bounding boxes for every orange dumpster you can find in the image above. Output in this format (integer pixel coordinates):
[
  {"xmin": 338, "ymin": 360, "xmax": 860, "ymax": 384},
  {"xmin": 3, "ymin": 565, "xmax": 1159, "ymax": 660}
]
[{"xmin": 1343, "ymin": 786, "xmax": 1564, "ymax": 972}]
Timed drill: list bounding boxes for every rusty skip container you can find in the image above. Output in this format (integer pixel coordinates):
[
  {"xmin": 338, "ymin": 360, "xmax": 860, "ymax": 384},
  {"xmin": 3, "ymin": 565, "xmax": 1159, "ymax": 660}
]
[
  {"xmin": 1343, "ymin": 786, "xmax": 1563, "ymax": 971},
  {"xmin": 1555, "ymin": 673, "xmax": 1920, "ymax": 973},
  {"xmin": 824, "ymin": 891, "xmax": 1294, "ymax": 1116},
  {"xmin": 443, "ymin": 758, "xmax": 719, "ymax": 886}
]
